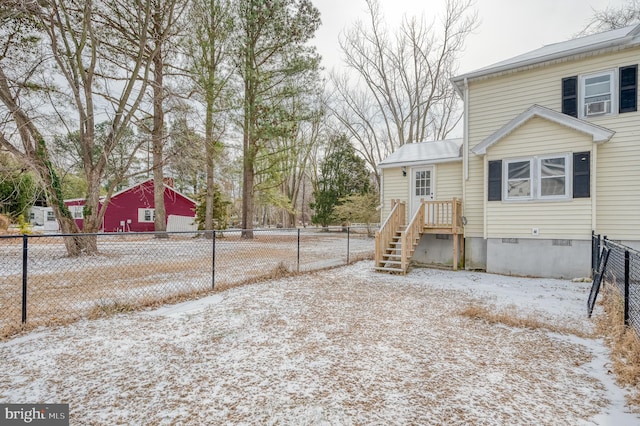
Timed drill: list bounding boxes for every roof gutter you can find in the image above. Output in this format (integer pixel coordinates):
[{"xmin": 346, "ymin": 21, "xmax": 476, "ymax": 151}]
[
  {"xmin": 452, "ymin": 35, "xmax": 640, "ymax": 92},
  {"xmin": 377, "ymin": 157, "xmax": 462, "ymax": 170}
]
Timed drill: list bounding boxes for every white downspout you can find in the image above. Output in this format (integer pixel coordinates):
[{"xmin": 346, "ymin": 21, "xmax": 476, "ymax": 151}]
[
  {"xmin": 377, "ymin": 168, "xmax": 384, "ymax": 216},
  {"xmin": 592, "ymin": 146, "xmax": 597, "ymax": 233},
  {"xmin": 463, "ymin": 77, "xmax": 469, "ymax": 182},
  {"xmin": 483, "ymin": 157, "xmax": 488, "ymax": 240}
]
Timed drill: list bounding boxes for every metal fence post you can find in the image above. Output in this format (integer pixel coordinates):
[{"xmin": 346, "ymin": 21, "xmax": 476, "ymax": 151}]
[
  {"xmin": 22, "ymin": 234, "xmax": 28, "ymax": 324},
  {"xmin": 297, "ymin": 228, "xmax": 300, "ymax": 273},
  {"xmin": 347, "ymin": 227, "xmax": 350, "ymax": 265},
  {"xmin": 591, "ymin": 231, "xmax": 596, "ymax": 274},
  {"xmin": 625, "ymin": 250, "xmax": 630, "ymax": 326},
  {"xmin": 212, "ymin": 230, "xmax": 216, "ymax": 290}
]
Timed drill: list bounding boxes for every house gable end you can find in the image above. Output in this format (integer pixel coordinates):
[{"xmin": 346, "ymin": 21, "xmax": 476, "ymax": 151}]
[{"xmin": 471, "ymin": 105, "xmax": 615, "ymax": 155}]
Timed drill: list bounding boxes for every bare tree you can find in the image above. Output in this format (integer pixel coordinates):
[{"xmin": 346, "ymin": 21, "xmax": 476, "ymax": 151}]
[
  {"xmin": 144, "ymin": 0, "xmax": 189, "ymax": 235},
  {"xmin": 329, "ymin": 0, "xmax": 477, "ymax": 184},
  {"xmin": 0, "ymin": 0, "xmax": 160, "ymax": 255},
  {"xmin": 580, "ymin": 0, "xmax": 640, "ymax": 35}
]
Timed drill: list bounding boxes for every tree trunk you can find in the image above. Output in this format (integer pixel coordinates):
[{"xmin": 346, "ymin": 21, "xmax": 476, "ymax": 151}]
[
  {"xmin": 241, "ymin": 152, "xmax": 254, "ymax": 238},
  {"xmin": 152, "ymin": 28, "xmax": 166, "ymax": 236},
  {"xmin": 204, "ymin": 99, "xmax": 215, "ymax": 234}
]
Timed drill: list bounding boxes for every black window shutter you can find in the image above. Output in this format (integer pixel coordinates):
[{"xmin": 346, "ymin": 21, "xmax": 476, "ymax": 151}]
[
  {"xmin": 488, "ymin": 160, "xmax": 502, "ymax": 201},
  {"xmin": 573, "ymin": 151, "xmax": 590, "ymax": 198},
  {"xmin": 619, "ymin": 65, "xmax": 637, "ymax": 113},
  {"xmin": 562, "ymin": 76, "xmax": 578, "ymax": 117}
]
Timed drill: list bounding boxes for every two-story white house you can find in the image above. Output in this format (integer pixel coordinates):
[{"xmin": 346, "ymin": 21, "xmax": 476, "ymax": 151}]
[{"xmin": 375, "ymin": 24, "xmax": 640, "ymax": 279}]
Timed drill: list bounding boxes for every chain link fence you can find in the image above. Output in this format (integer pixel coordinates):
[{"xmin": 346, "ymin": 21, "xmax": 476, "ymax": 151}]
[
  {"xmin": 591, "ymin": 233, "xmax": 640, "ymax": 335},
  {"xmin": 0, "ymin": 227, "xmax": 374, "ymax": 338}
]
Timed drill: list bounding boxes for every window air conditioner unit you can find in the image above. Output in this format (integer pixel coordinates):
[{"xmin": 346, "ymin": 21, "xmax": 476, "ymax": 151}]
[{"xmin": 585, "ymin": 100, "xmax": 610, "ymax": 116}]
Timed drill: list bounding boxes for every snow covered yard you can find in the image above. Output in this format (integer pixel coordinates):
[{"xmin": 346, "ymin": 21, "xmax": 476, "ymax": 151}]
[{"xmin": 1, "ymin": 261, "xmax": 639, "ymax": 425}]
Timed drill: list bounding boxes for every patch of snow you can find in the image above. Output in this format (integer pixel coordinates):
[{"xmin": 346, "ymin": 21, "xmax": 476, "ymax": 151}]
[
  {"xmin": 0, "ymin": 261, "xmax": 638, "ymax": 425},
  {"xmin": 148, "ymin": 295, "xmax": 224, "ymax": 318}
]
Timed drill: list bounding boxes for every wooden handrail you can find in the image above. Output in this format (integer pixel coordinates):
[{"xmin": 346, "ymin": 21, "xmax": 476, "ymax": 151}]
[
  {"xmin": 376, "ymin": 198, "xmax": 464, "ymax": 273},
  {"xmin": 424, "ymin": 198, "xmax": 463, "ymax": 232},
  {"xmin": 375, "ymin": 199, "xmax": 405, "ymax": 267},
  {"xmin": 401, "ymin": 200, "xmax": 425, "ymax": 272}
]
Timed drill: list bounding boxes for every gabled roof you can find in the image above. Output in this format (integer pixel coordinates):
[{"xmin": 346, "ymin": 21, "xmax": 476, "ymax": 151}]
[
  {"xmin": 109, "ymin": 178, "xmax": 197, "ymax": 204},
  {"xmin": 378, "ymin": 139, "xmax": 463, "ymax": 169},
  {"xmin": 452, "ymin": 24, "xmax": 640, "ymax": 91},
  {"xmin": 64, "ymin": 178, "xmax": 197, "ymax": 205},
  {"xmin": 472, "ymin": 105, "xmax": 615, "ymax": 155}
]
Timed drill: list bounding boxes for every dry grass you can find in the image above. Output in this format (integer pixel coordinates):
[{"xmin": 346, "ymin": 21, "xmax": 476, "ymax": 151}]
[
  {"xmin": 595, "ymin": 283, "xmax": 640, "ymax": 409},
  {"xmin": 0, "ymin": 266, "xmax": 616, "ymax": 424},
  {"xmin": 458, "ymin": 304, "xmax": 593, "ymax": 338},
  {"xmin": 0, "ymin": 233, "xmax": 374, "ymax": 339},
  {"xmin": 0, "ymin": 215, "xmax": 9, "ymax": 231}
]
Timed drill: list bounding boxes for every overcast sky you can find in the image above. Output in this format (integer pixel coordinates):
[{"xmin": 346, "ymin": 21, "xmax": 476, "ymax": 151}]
[{"xmin": 312, "ymin": 0, "xmax": 630, "ymax": 76}]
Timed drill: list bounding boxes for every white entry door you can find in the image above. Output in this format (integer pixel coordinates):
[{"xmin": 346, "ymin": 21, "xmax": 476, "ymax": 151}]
[{"xmin": 410, "ymin": 166, "xmax": 434, "ymax": 218}]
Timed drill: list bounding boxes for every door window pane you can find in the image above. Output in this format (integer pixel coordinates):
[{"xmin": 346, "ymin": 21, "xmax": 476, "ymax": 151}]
[{"xmin": 414, "ymin": 170, "xmax": 431, "ymax": 197}]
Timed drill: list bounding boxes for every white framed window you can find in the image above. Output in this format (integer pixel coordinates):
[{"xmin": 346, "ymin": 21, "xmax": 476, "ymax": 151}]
[
  {"xmin": 537, "ymin": 155, "xmax": 570, "ymax": 199},
  {"xmin": 505, "ymin": 159, "xmax": 533, "ymax": 200},
  {"xmin": 504, "ymin": 154, "xmax": 571, "ymax": 201},
  {"xmin": 138, "ymin": 208, "xmax": 155, "ymax": 223},
  {"xmin": 579, "ymin": 70, "xmax": 616, "ymax": 118},
  {"xmin": 46, "ymin": 211, "xmax": 56, "ymax": 222},
  {"xmin": 70, "ymin": 205, "xmax": 83, "ymax": 219}
]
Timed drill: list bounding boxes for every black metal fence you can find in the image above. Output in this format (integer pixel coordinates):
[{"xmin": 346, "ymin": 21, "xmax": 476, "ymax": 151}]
[
  {"xmin": 591, "ymin": 233, "xmax": 640, "ymax": 335},
  {"xmin": 0, "ymin": 227, "xmax": 374, "ymax": 338}
]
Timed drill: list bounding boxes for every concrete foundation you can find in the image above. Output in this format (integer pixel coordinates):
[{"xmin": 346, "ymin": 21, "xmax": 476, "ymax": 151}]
[
  {"xmin": 412, "ymin": 234, "xmax": 463, "ymax": 268},
  {"xmin": 486, "ymin": 238, "xmax": 591, "ymax": 279},
  {"xmin": 464, "ymin": 237, "xmax": 487, "ymax": 271}
]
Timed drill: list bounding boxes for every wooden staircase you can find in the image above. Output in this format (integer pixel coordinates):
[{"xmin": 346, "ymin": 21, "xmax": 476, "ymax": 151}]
[
  {"xmin": 375, "ymin": 226, "xmax": 422, "ymax": 273},
  {"xmin": 375, "ymin": 198, "xmax": 463, "ymax": 274}
]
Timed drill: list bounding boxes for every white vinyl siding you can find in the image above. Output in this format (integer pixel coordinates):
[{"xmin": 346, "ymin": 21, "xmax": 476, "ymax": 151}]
[
  {"xmin": 381, "ymin": 167, "xmax": 409, "ymax": 222},
  {"xmin": 466, "ymin": 46, "xmax": 640, "ymax": 240},
  {"xmin": 381, "ymin": 161, "xmax": 462, "ymax": 224},
  {"xmin": 487, "ymin": 200, "xmax": 592, "ymax": 239},
  {"xmin": 484, "ymin": 117, "xmax": 593, "ymax": 239},
  {"xmin": 434, "ymin": 161, "xmax": 463, "ymax": 201}
]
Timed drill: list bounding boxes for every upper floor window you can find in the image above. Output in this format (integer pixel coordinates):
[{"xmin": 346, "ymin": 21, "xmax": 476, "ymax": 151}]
[
  {"xmin": 580, "ymin": 70, "xmax": 615, "ymax": 117},
  {"xmin": 562, "ymin": 65, "xmax": 637, "ymax": 118}
]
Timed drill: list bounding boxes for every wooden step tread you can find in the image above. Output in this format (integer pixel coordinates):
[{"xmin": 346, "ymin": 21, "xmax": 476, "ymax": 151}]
[{"xmin": 374, "ymin": 267, "xmax": 405, "ymax": 273}]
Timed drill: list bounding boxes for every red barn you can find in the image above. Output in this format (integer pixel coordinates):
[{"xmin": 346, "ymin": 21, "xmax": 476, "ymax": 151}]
[{"xmin": 64, "ymin": 178, "xmax": 197, "ymax": 232}]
